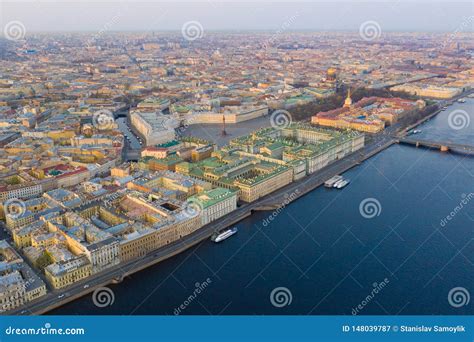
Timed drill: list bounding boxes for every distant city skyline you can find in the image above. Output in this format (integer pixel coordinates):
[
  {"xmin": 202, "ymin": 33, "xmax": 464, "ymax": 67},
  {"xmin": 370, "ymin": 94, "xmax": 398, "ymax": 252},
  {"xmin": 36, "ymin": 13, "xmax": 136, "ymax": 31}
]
[
  {"xmin": 0, "ymin": 0, "xmax": 473, "ymax": 320},
  {"xmin": 1, "ymin": 1, "xmax": 473, "ymax": 33}
]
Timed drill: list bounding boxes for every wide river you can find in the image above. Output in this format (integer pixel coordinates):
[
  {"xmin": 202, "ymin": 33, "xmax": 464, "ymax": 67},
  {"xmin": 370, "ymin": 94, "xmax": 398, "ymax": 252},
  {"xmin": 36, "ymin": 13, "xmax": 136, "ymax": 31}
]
[{"xmin": 51, "ymin": 98, "xmax": 474, "ymax": 315}]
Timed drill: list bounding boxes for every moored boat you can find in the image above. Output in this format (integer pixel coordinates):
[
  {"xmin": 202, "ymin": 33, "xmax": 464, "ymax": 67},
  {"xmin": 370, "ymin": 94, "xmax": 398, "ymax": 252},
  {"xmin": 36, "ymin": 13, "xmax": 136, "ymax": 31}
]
[
  {"xmin": 335, "ymin": 179, "xmax": 350, "ymax": 189},
  {"xmin": 211, "ymin": 227, "xmax": 238, "ymax": 243},
  {"xmin": 324, "ymin": 175, "xmax": 343, "ymax": 187}
]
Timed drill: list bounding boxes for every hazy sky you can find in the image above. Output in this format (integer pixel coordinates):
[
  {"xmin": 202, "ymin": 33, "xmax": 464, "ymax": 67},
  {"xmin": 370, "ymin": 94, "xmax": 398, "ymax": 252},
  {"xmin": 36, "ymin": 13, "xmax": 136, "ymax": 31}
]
[{"xmin": 1, "ymin": 1, "xmax": 473, "ymax": 33}]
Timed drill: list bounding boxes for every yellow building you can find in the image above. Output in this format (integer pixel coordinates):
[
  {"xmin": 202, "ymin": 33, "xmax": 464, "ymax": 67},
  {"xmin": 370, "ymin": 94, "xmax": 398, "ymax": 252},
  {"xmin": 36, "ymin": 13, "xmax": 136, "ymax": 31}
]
[
  {"xmin": 390, "ymin": 84, "xmax": 462, "ymax": 99},
  {"xmin": 119, "ymin": 228, "xmax": 158, "ymax": 262},
  {"xmin": 309, "ymin": 92, "xmax": 423, "ymax": 134},
  {"xmin": 312, "ymin": 117, "xmax": 384, "ymax": 133},
  {"xmin": 25, "ymin": 281, "xmax": 47, "ymax": 303},
  {"xmin": 4, "ymin": 197, "xmax": 47, "ymax": 230},
  {"xmin": 0, "ymin": 240, "xmax": 47, "ymax": 312},
  {"xmin": 44, "ymin": 256, "xmax": 92, "ymax": 289},
  {"xmin": 188, "ymin": 105, "xmax": 268, "ymax": 124},
  {"xmin": 235, "ymin": 166, "xmax": 293, "ymax": 202},
  {"xmin": 13, "ymin": 228, "xmax": 32, "ymax": 248}
]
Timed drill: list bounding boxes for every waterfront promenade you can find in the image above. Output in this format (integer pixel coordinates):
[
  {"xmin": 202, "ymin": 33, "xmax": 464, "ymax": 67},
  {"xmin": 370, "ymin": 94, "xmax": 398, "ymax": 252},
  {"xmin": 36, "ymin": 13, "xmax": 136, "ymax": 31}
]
[
  {"xmin": 9, "ymin": 91, "xmax": 473, "ymax": 315},
  {"xmin": 9, "ymin": 129, "xmax": 395, "ymax": 315}
]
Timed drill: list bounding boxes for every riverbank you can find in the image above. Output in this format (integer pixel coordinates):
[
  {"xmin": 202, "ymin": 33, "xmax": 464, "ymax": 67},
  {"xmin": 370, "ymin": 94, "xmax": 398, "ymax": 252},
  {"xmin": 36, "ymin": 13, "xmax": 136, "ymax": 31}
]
[
  {"xmin": 11, "ymin": 91, "xmax": 473, "ymax": 315},
  {"xmin": 11, "ymin": 128, "xmax": 395, "ymax": 315},
  {"xmin": 400, "ymin": 89, "xmax": 473, "ymax": 136},
  {"xmin": 52, "ymin": 132, "xmax": 474, "ymax": 315}
]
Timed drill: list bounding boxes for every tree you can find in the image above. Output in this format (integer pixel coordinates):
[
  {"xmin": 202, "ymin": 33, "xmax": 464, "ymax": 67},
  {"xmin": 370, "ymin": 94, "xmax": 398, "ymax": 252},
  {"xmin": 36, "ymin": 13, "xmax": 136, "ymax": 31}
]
[{"xmin": 35, "ymin": 250, "xmax": 54, "ymax": 270}]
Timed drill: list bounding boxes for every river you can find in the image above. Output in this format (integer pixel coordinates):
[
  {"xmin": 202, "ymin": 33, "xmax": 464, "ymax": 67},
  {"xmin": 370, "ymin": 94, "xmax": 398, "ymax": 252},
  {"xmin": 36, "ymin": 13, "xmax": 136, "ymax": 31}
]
[{"xmin": 51, "ymin": 98, "xmax": 474, "ymax": 315}]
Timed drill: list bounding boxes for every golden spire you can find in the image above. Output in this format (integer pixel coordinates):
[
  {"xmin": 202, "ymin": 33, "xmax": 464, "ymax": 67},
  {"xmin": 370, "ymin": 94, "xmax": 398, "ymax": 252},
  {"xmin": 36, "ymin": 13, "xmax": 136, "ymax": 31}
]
[{"xmin": 344, "ymin": 88, "xmax": 353, "ymax": 108}]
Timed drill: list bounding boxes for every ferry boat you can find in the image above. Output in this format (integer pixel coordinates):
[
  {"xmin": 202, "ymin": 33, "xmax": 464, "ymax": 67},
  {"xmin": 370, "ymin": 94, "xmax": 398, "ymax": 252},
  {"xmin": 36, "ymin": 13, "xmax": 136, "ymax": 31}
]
[
  {"xmin": 335, "ymin": 179, "xmax": 350, "ymax": 189},
  {"xmin": 324, "ymin": 175, "xmax": 343, "ymax": 187},
  {"xmin": 211, "ymin": 227, "xmax": 238, "ymax": 243}
]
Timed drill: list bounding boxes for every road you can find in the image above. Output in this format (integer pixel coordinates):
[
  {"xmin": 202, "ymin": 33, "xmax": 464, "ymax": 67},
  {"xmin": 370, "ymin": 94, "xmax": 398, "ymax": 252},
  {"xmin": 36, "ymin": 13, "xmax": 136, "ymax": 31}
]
[
  {"xmin": 11, "ymin": 93, "xmax": 459, "ymax": 315},
  {"xmin": 116, "ymin": 117, "xmax": 142, "ymax": 161},
  {"xmin": 15, "ymin": 82, "xmax": 466, "ymax": 315},
  {"xmin": 8, "ymin": 128, "xmax": 397, "ymax": 315},
  {"xmin": 116, "ymin": 117, "xmax": 141, "ymax": 149}
]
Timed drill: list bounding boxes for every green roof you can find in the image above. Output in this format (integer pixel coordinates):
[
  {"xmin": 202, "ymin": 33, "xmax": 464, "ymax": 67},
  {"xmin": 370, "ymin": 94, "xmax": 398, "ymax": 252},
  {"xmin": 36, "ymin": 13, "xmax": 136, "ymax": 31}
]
[
  {"xmin": 157, "ymin": 140, "xmax": 180, "ymax": 148},
  {"xmin": 265, "ymin": 142, "xmax": 284, "ymax": 151},
  {"xmin": 188, "ymin": 188, "xmax": 236, "ymax": 208}
]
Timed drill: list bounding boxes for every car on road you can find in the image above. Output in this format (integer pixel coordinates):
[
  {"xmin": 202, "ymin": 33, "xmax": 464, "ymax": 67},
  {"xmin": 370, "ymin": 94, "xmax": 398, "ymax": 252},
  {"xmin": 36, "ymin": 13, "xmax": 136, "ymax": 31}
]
[
  {"xmin": 83, "ymin": 284, "xmax": 90, "ymax": 289},
  {"xmin": 58, "ymin": 294, "xmax": 65, "ymax": 299}
]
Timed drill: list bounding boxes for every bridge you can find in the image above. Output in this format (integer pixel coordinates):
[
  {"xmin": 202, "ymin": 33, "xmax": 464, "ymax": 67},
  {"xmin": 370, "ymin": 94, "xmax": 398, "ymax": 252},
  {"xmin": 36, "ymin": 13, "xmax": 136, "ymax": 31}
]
[{"xmin": 397, "ymin": 137, "xmax": 474, "ymax": 156}]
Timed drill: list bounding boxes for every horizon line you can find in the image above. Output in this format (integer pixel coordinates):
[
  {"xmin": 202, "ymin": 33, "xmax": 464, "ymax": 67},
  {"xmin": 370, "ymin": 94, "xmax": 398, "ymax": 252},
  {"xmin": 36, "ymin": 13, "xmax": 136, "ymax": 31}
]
[{"xmin": 6, "ymin": 29, "xmax": 474, "ymax": 34}]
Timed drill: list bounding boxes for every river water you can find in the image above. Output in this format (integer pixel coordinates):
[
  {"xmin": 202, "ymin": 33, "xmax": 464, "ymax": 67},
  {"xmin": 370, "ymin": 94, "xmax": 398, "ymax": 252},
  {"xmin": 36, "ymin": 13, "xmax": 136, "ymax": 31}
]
[{"xmin": 51, "ymin": 98, "xmax": 474, "ymax": 315}]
